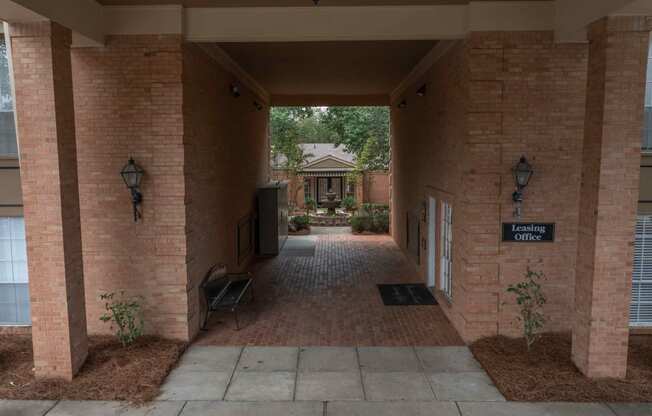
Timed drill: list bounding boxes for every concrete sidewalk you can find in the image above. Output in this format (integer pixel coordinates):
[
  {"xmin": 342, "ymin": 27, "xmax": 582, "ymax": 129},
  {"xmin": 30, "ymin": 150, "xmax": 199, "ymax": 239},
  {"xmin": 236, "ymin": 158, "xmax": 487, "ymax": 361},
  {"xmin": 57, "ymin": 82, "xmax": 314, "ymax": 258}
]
[
  {"xmin": 1, "ymin": 346, "xmax": 650, "ymax": 415},
  {"xmin": 2, "ymin": 399, "xmax": 651, "ymax": 416}
]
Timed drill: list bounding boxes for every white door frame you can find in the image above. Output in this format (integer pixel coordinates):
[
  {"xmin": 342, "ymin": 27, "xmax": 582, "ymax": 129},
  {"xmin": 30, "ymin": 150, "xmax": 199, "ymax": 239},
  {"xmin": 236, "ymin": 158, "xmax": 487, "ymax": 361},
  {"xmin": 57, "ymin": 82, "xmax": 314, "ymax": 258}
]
[{"xmin": 427, "ymin": 196, "xmax": 436, "ymax": 288}]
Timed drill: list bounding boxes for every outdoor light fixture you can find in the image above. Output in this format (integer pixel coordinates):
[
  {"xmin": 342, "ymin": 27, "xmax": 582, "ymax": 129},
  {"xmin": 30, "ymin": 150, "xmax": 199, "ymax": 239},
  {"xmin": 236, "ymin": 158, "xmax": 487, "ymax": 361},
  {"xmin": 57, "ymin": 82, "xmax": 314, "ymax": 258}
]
[
  {"xmin": 313, "ymin": 0, "xmax": 320, "ymax": 4},
  {"xmin": 253, "ymin": 101, "xmax": 263, "ymax": 111},
  {"xmin": 230, "ymin": 84, "xmax": 241, "ymax": 98},
  {"xmin": 511, "ymin": 155, "xmax": 533, "ymax": 218},
  {"xmin": 120, "ymin": 157, "xmax": 144, "ymax": 222},
  {"xmin": 398, "ymin": 100, "xmax": 407, "ymax": 109},
  {"xmin": 416, "ymin": 84, "xmax": 427, "ymax": 97}
]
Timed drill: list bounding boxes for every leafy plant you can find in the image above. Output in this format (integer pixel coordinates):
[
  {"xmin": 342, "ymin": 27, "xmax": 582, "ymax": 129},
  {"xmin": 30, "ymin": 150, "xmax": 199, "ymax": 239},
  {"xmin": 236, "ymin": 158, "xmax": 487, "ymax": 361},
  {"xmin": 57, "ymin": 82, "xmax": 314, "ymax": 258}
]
[
  {"xmin": 342, "ymin": 196, "xmax": 357, "ymax": 212},
  {"xmin": 305, "ymin": 197, "xmax": 316, "ymax": 216},
  {"xmin": 99, "ymin": 292, "xmax": 144, "ymax": 347},
  {"xmin": 290, "ymin": 215, "xmax": 310, "ymax": 230},
  {"xmin": 351, "ymin": 215, "xmax": 373, "ymax": 233},
  {"xmin": 507, "ymin": 268, "xmax": 546, "ymax": 352},
  {"xmin": 371, "ymin": 212, "xmax": 390, "ymax": 233}
]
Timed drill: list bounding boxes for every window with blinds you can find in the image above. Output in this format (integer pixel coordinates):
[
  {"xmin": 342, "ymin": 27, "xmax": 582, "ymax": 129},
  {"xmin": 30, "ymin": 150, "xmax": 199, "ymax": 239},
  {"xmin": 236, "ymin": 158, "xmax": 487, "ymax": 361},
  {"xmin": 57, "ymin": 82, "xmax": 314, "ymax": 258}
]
[
  {"xmin": 0, "ymin": 217, "xmax": 30, "ymax": 325},
  {"xmin": 440, "ymin": 202, "xmax": 453, "ymax": 299},
  {"xmin": 631, "ymin": 215, "xmax": 652, "ymax": 326}
]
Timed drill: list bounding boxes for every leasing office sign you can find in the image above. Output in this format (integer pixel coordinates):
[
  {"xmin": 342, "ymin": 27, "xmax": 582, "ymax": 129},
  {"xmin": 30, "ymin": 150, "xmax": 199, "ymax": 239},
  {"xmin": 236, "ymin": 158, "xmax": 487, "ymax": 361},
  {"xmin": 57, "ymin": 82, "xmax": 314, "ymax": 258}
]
[{"xmin": 502, "ymin": 223, "xmax": 555, "ymax": 242}]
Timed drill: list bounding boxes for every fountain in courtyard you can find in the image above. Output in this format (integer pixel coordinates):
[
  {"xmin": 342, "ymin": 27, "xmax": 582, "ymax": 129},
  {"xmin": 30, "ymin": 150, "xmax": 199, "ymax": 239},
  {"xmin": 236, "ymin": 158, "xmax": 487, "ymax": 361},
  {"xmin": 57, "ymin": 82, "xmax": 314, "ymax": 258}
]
[{"xmin": 322, "ymin": 189, "xmax": 341, "ymax": 216}]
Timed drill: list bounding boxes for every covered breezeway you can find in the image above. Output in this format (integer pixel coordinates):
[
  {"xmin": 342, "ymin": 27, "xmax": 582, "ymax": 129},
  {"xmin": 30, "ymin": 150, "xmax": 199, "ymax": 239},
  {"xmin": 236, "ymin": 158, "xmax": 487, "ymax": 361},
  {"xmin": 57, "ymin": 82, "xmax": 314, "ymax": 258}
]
[
  {"xmin": 196, "ymin": 229, "xmax": 463, "ymax": 347},
  {"xmin": 0, "ymin": 0, "xmax": 651, "ymax": 388}
]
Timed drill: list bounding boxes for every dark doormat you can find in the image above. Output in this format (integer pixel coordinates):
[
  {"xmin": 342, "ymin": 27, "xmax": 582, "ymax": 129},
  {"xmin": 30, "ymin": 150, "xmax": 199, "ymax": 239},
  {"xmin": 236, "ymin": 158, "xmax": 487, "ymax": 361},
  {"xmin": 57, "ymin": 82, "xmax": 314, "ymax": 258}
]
[{"xmin": 377, "ymin": 283, "xmax": 438, "ymax": 306}]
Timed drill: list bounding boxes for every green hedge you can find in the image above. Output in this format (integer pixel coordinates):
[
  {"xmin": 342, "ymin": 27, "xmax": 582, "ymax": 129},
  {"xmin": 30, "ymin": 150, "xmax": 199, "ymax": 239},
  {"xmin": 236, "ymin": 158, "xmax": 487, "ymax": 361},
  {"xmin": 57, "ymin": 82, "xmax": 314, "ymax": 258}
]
[{"xmin": 351, "ymin": 211, "xmax": 389, "ymax": 234}]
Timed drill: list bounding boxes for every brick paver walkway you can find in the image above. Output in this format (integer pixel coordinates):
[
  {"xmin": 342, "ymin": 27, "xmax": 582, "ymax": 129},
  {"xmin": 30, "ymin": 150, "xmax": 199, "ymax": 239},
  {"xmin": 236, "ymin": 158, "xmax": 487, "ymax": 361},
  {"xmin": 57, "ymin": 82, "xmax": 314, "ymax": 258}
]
[{"xmin": 196, "ymin": 228, "xmax": 463, "ymax": 346}]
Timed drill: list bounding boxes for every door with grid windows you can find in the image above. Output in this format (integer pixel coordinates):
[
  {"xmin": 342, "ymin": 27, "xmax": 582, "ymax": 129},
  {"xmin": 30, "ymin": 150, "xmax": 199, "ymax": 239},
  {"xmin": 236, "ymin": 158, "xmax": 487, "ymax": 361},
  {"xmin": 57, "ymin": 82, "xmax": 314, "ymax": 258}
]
[
  {"xmin": 440, "ymin": 202, "xmax": 453, "ymax": 299},
  {"xmin": 0, "ymin": 217, "xmax": 29, "ymax": 325},
  {"xmin": 631, "ymin": 215, "xmax": 652, "ymax": 326}
]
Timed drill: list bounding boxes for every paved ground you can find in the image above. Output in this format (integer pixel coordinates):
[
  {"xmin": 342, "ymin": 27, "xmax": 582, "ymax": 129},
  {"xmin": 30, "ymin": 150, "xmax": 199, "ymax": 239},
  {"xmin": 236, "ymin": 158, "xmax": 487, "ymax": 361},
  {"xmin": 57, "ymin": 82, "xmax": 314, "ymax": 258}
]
[
  {"xmin": 196, "ymin": 229, "xmax": 463, "ymax": 346},
  {"xmin": 158, "ymin": 345, "xmax": 502, "ymax": 402},
  {"xmin": 4, "ymin": 345, "xmax": 651, "ymax": 414},
  {"xmin": 5, "ymin": 229, "xmax": 650, "ymax": 414}
]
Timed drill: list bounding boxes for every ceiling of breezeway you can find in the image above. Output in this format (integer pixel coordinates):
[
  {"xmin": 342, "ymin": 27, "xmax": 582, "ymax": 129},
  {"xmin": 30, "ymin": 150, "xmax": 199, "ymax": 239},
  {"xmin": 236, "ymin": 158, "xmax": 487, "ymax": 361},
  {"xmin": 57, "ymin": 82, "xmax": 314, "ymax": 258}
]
[
  {"xmin": 217, "ymin": 40, "xmax": 436, "ymax": 99},
  {"xmin": 96, "ymin": 0, "xmax": 535, "ymax": 6}
]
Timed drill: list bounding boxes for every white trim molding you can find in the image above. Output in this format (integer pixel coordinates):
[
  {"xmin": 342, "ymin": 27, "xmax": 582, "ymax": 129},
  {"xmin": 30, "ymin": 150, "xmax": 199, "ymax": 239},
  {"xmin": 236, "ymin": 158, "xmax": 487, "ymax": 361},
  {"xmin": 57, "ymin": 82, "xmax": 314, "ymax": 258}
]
[
  {"xmin": 104, "ymin": 5, "xmax": 184, "ymax": 36},
  {"xmin": 184, "ymin": 5, "xmax": 468, "ymax": 42}
]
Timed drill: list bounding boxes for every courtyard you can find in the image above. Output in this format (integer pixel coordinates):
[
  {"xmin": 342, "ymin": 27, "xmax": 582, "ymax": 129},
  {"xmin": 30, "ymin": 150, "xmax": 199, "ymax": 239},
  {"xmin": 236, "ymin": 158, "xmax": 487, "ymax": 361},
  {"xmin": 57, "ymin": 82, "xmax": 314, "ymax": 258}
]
[{"xmin": 197, "ymin": 228, "xmax": 463, "ymax": 346}]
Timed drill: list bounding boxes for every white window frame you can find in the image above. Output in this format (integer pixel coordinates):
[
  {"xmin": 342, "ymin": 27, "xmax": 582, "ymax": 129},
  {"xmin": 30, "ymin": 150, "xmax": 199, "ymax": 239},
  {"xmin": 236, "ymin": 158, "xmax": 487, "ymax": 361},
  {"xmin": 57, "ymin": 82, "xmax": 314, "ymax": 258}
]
[
  {"xmin": 440, "ymin": 201, "xmax": 453, "ymax": 300},
  {"xmin": 631, "ymin": 215, "xmax": 652, "ymax": 326},
  {"xmin": 0, "ymin": 216, "xmax": 30, "ymax": 325}
]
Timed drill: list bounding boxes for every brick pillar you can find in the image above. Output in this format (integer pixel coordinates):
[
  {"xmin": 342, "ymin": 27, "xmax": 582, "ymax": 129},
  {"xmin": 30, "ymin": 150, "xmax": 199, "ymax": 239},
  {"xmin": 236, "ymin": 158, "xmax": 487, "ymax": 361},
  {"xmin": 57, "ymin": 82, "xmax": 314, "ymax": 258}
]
[
  {"xmin": 10, "ymin": 21, "xmax": 88, "ymax": 380},
  {"xmin": 356, "ymin": 173, "xmax": 365, "ymax": 204},
  {"xmin": 296, "ymin": 175, "xmax": 305, "ymax": 209},
  {"xmin": 572, "ymin": 16, "xmax": 650, "ymax": 378}
]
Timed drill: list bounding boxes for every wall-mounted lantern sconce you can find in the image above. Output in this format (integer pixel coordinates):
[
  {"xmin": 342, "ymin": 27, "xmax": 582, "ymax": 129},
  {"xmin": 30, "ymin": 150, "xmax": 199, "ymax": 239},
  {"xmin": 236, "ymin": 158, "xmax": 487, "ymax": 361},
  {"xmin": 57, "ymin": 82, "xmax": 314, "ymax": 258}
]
[
  {"xmin": 397, "ymin": 100, "xmax": 407, "ymax": 109},
  {"xmin": 120, "ymin": 157, "xmax": 144, "ymax": 222},
  {"xmin": 253, "ymin": 101, "xmax": 263, "ymax": 111},
  {"xmin": 511, "ymin": 155, "xmax": 533, "ymax": 218},
  {"xmin": 416, "ymin": 84, "xmax": 427, "ymax": 97},
  {"xmin": 313, "ymin": 0, "xmax": 320, "ymax": 4},
  {"xmin": 230, "ymin": 84, "xmax": 241, "ymax": 98}
]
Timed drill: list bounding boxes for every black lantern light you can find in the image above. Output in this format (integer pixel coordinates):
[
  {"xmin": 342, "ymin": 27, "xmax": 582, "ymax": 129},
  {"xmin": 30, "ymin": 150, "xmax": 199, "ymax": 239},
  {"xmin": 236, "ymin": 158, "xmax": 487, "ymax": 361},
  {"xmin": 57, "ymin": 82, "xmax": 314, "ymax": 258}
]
[
  {"xmin": 397, "ymin": 99, "xmax": 407, "ymax": 109},
  {"xmin": 511, "ymin": 155, "xmax": 533, "ymax": 218},
  {"xmin": 120, "ymin": 157, "xmax": 144, "ymax": 222}
]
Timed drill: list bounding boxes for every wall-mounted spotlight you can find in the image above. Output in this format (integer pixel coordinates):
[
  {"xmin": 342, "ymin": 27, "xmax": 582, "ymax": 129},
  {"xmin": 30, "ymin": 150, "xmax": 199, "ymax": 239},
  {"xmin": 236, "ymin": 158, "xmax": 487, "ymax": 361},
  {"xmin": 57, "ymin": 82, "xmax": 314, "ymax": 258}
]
[
  {"xmin": 120, "ymin": 157, "xmax": 144, "ymax": 222},
  {"xmin": 416, "ymin": 84, "xmax": 427, "ymax": 97},
  {"xmin": 253, "ymin": 101, "xmax": 263, "ymax": 111},
  {"xmin": 230, "ymin": 84, "xmax": 241, "ymax": 98},
  {"xmin": 397, "ymin": 100, "xmax": 407, "ymax": 109},
  {"xmin": 511, "ymin": 155, "xmax": 534, "ymax": 218}
]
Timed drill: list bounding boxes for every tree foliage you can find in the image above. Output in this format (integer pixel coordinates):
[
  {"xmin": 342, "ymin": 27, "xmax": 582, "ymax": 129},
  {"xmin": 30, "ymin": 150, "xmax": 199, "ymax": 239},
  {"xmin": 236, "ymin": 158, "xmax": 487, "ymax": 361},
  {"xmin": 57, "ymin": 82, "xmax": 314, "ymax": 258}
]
[{"xmin": 270, "ymin": 106, "xmax": 390, "ymax": 171}]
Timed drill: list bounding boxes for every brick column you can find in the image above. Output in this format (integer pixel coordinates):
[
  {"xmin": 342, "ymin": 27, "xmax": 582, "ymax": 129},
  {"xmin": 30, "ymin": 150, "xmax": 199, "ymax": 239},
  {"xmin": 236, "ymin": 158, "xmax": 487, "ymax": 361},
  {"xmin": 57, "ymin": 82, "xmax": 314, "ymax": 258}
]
[
  {"xmin": 356, "ymin": 173, "xmax": 365, "ymax": 204},
  {"xmin": 572, "ymin": 17, "xmax": 650, "ymax": 378},
  {"xmin": 10, "ymin": 21, "xmax": 88, "ymax": 380}
]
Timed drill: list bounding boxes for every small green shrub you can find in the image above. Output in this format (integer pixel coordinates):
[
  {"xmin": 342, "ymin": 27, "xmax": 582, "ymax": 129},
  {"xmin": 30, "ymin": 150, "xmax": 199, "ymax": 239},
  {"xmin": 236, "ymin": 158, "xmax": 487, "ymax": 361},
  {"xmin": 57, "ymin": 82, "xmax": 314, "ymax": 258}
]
[
  {"xmin": 291, "ymin": 215, "xmax": 310, "ymax": 230},
  {"xmin": 507, "ymin": 268, "xmax": 547, "ymax": 352},
  {"xmin": 361, "ymin": 203, "xmax": 390, "ymax": 216},
  {"xmin": 99, "ymin": 292, "xmax": 144, "ymax": 347},
  {"xmin": 342, "ymin": 196, "xmax": 357, "ymax": 212},
  {"xmin": 351, "ymin": 215, "xmax": 372, "ymax": 233},
  {"xmin": 305, "ymin": 197, "xmax": 316, "ymax": 215},
  {"xmin": 372, "ymin": 212, "xmax": 390, "ymax": 233}
]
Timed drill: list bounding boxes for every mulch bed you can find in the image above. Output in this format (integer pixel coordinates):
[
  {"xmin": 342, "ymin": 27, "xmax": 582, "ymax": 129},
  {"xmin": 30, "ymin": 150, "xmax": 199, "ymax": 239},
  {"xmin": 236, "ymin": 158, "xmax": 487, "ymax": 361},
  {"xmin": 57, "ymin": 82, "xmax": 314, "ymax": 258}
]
[
  {"xmin": 470, "ymin": 332, "xmax": 652, "ymax": 402},
  {"xmin": 0, "ymin": 334, "xmax": 185, "ymax": 403}
]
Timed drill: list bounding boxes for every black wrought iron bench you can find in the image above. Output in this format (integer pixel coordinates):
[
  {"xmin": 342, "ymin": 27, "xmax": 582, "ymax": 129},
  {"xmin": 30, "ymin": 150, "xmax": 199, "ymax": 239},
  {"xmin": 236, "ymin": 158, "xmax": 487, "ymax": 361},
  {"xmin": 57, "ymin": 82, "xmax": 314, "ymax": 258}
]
[{"xmin": 200, "ymin": 265, "xmax": 254, "ymax": 331}]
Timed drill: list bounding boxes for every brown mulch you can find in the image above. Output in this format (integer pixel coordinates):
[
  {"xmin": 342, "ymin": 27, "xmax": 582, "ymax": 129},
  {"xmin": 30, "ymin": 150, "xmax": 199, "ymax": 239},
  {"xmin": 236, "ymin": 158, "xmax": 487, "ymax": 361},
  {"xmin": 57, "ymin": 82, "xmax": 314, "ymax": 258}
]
[
  {"xmin": 470, "ymin": 332, "xmax": 652, "ymax": 402},
  {"xmin": 0, "ymin": 334, "xmax": 185, "ymax": 403}
]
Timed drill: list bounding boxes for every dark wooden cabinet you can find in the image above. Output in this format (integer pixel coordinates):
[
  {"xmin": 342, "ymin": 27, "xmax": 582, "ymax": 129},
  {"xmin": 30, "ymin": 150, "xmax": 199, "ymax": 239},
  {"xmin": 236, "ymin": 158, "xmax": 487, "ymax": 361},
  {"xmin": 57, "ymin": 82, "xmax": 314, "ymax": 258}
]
[{"xmin": 256, "ymin": 182, "xmax": 288, "ymax": 256}]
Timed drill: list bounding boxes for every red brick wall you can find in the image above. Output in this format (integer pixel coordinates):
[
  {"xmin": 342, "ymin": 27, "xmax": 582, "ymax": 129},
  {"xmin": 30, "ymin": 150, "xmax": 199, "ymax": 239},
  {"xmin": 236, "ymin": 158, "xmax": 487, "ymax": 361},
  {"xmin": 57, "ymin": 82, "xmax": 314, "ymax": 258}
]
[
  {"xmin": 71, "ymin": 35, "xmax": 190, "ymax": 340},
  {"xmin": 572, "ymin": 17, "xmax": 649, "ymax": 378},
  {"xmin": 183, "ymin": 43, "xmax": 269, "ymax": 337},
  {"xmin": 392, "ymin": 33, "xmax": 589, "ymax": 342},
  {"xmin": 364, "ymin": 171, "xmax": 390, "ymax": 205},
  {"xmin": 11, "ymin": 21, "xmax": 88, "ymax": 379},
  {"xmin": 467, "ymin": 32, "xmax": 588, "ymax": 340},
  {"xmin": 392, "ymin": 41, "xmax": 468, "ymax": 332}
]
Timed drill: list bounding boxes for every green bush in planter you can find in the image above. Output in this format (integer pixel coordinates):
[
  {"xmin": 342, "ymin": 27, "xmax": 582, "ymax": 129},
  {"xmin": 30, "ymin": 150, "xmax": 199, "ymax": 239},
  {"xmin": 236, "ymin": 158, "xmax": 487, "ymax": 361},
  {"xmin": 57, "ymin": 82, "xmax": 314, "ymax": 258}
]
[
  {"xmin": 291, "ymin": 215, "xmax": 310, "ymax": 230},
  {"xmin": 351, "ymin": 215, "xmax": 373, "ymax": 233},
  {"xmin": 342, "ymin": 196, "xmax": 357, "ymax": 212},
  {"xmin": 305, "ymin": 197, "xmax": 316, "ymax": 215},
  {"xmin": 372, "ymin": 212, "xmax": 390, "ymax": 233}
]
